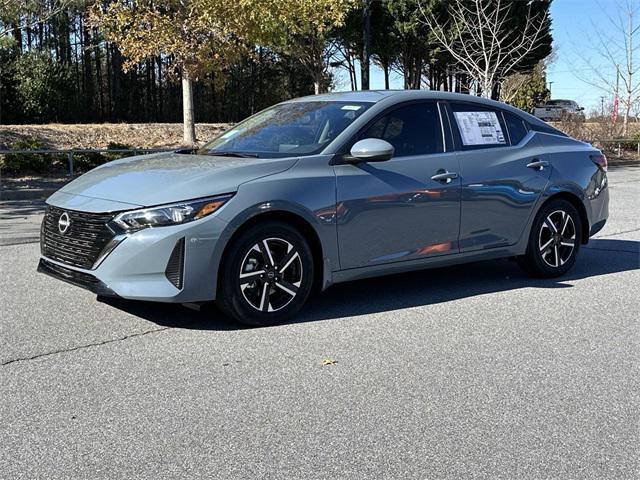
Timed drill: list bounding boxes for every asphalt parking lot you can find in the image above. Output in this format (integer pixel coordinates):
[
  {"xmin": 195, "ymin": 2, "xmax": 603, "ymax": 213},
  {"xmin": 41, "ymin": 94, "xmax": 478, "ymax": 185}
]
[{"xmin": 1, "ymin": 165, "xmax": 639, "ymax": 479}]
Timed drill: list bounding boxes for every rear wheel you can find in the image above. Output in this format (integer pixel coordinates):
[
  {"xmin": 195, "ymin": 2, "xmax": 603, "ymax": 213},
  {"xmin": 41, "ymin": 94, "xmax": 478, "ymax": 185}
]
[
  {"xmin": 518, "ymin": 199, "xmax": 582, "ymax": 278},
  {"xmin": 217, "ymin": 221, "xmax": 314, "ymax": 326}
]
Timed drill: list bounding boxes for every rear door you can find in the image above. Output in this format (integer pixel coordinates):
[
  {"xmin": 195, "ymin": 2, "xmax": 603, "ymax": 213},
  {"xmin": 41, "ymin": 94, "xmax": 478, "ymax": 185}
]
[{"xmin": 445, "ymin": 102, "xmax": 551, "ymax": 252}]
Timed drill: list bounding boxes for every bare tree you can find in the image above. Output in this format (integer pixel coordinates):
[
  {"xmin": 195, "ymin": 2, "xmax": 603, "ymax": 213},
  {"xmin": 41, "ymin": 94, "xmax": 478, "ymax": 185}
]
[
  {"xmin": 420, "ymin": 0, "xmax": 550, "ymax": 98},
  {"xmin": 571, "ymin": 0, "xmax": 640, "ymax": 136},
  {"xmin": 330, "ymin": 40, "xmax": 359, "ymax": 91}
]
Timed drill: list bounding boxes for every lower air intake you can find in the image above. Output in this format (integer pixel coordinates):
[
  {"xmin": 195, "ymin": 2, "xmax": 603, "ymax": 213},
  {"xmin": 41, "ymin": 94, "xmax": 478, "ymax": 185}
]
[{"xmin": 165, "ymin": 238, "xmax": 185, "ymax": 289}]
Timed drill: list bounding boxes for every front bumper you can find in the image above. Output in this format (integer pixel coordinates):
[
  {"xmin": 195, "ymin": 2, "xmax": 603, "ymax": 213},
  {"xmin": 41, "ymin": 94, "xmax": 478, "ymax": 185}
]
[
  {"xmin": 38, "ymin": 258, "xmax": 119, "ymax": 297},
  {"xmin": 39, "ymin": 212, "xmax": 230, "ymax": 303}
]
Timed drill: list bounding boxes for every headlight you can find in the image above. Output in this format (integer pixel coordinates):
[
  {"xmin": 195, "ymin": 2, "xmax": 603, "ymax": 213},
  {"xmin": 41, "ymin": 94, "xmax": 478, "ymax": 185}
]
[{"xmin": 109, "ymin": 194, "xmax": 233, "ymax": 233}]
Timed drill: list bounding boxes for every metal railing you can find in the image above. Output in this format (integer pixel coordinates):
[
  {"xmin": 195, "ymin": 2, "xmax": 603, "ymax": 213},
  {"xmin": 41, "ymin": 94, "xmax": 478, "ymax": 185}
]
[
  {"xmin": 0, "ymin": 148, "xmax": 175, "ymax": 176},
  {"xmin": 597, "ymin": 139, "xmax": 640, "ymax": 158}
]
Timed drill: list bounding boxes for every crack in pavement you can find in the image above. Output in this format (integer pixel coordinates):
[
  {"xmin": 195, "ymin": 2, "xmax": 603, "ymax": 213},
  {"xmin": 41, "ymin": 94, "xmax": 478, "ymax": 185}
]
[{"xmin": 1, "ymin": 326, "xmax": 172, "ymax": 367}]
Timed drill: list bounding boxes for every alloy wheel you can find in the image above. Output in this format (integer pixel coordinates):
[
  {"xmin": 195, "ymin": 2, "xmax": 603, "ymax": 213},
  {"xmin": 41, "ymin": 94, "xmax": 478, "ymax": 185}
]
[
  {"xmin": 538, "ymin": 209, "xmax": 576, "ymax": 268},
  {"xmin": 238, "ymin": 237, "xmax": 303, "ymax": 312}
]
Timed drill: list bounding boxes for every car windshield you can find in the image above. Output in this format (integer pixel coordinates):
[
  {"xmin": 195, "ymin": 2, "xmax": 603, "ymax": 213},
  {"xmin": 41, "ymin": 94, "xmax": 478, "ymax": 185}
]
[
  {"xmin": 199, "ymin": 101, "xmax": 372, "ymax": 158},
  {"xmin": 547, "ymin": 100, "xmax": 574, "ymax": 106}
]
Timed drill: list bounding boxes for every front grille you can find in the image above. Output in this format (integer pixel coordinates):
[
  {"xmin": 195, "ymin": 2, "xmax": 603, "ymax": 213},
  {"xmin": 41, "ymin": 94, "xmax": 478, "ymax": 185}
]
[{"xmin": 41, "ymin": 206, "xmax": 115, "ymax": 269}]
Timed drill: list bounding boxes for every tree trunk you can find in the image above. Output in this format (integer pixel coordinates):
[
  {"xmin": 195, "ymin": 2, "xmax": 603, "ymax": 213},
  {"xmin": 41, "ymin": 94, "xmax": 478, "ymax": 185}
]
[
  {"xmin": 182, "ymin": 71, "xmax": 196, "ymax": 146},
  {"xmin": 347, "ymin": 53, "xmax": 357, "ymax": 91},
  {"xmin": 623, "ymin": 98, "xmax": 631, "ymax": 136},
  {"xmin": 95, "ymin": 32, "xmax": 104, "ymax": 121},
  {"xmin": 0, "ymin": 64, "xmax": 3, "ymax": 123},
  {"xmin": 362, "ymin": 0, "xmax": 371, "ymax": 90},
  {"xmin": 313, "ymin": 65, "xmax": 322, "ymax": 95},
  {"xmin": 491, "ymin": 82, "xmax": 501, "ymax": 101},
  {"xmin": 383, "ymin": 64, "xmax": 390, "ymax": 90},
  {"xmin": 157, "ymin": 56, "xmax": 163, "ymax": 120},
  {"xmin": 412, "ymin": 57, "xmax": 422, "ymax": 89},
  {"xmin": 481, "ymin": 78, "xmax": 493, "ymax": 98},
  {"xmin": 81, "ymin": 19, "xmax": 94, "ymax": 121},
  {"xmin": 12, "ymin": 23, "xmax": 22, "ymax": 53}
]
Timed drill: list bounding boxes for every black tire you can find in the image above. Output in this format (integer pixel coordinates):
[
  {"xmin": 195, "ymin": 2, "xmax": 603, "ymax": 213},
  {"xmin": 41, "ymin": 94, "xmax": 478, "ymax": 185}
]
[
  {"xmin": 517, "ymin": 199, "xmax": 582, "ymax": 278},
  {"xmin": 217, "ymin": 221, "xmax": 314, "ymax": 326}
]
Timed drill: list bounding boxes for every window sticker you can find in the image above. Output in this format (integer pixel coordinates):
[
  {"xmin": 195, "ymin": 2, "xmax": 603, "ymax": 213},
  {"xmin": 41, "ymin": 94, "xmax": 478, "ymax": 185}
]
[
  {"xmin": 341, "ymin": 105, "xmax": 362, "ymax": 111},
  {"xmin": 453, "ymin": 111, "xmax": 506, "ymax": 146}
]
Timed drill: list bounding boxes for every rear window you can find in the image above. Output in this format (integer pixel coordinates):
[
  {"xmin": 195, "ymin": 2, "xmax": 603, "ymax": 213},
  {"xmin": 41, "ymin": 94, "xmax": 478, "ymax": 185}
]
[
  {"xmin": 547, "ymin": 100, "xmax": 574, "ymax": 106},
  {"xmin": 450, "ymin": 102, "xmax": 507, "ymax": 150},
  {"xmin": 503, "ymin": 112, "xmax": 529, "ymax": 145}
]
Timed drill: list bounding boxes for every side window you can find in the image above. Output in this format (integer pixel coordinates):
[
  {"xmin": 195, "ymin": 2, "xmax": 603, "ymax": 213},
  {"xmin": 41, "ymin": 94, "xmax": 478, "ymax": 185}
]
[
  {"xmin": 361, "ymin": 103, "xmax": 444, "ymax": 157},
  {"xmin": 450, "ymin": 102, "xmax": 508, "ymax": 150},
  {"xmin": 529, "ymin": 122, "xmax": 568, "ymax": 137},
  {"xmin": 503, "ymin": 111, "xmax": 528, "ymax": 145}
]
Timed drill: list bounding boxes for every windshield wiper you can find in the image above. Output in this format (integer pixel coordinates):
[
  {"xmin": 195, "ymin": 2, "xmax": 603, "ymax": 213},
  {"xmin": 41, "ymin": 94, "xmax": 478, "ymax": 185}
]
[{"xmin": 205, "ymin": 151, "xmax": 259, "ymax": 158}]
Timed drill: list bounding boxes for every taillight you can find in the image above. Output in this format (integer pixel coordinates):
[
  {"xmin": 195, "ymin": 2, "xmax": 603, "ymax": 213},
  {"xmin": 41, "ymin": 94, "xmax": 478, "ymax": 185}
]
[{"xmin": 591, "ymin": 154, "xmax": 608, "ymax": 172}]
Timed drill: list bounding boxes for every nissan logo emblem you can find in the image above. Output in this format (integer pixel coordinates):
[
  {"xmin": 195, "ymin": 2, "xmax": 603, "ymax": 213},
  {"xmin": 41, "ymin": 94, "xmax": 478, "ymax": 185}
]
[{"xmin": 58, "ymin": 212, "xmax": 71, "ymax": 234}]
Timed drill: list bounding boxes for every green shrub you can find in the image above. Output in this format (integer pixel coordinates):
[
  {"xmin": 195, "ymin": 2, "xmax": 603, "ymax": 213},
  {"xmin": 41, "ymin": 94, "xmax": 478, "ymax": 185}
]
[
  {"xmin": 72, "ymin": 142, "xmax": 135, "ymax": 172},
  {"xmin": 104, "ymin": 142, "xmax": 135, "ymax": 162},
  {"xmin": 611, "ymin": 135, "xmax": 640, "ymax": 151},
  {"xmin": 0, "ymin": 137, "xmax": 63, "ymax": 174},
  {"xmin": 72, "ymin": 151, "xmax": 106, "ymax": 171},
  {"xmin": 0, "ymin": 138, "xmax": 141, "ymax": 175}
]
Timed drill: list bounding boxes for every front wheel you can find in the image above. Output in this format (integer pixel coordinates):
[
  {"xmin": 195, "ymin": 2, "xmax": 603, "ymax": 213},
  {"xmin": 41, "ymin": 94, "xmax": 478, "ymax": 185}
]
[
  {"xmin": 518, "ymin": 199, "xmax": 582, "ymax": 278},
  {"xmin": 217, "ymin": 221, "xmax": 314, "ymax": 326}
]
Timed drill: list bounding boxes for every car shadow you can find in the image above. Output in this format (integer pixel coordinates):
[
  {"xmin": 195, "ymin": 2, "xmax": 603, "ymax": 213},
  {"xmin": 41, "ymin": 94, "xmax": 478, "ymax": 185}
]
[{"xmin": 99, "ymin": 238, "xmax": 639, "ymax": 330}]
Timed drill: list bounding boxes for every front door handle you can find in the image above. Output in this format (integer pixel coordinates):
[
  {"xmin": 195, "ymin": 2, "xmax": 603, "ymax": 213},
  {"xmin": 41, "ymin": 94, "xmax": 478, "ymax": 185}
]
[
  {"xmin": 430, "ymin": 171, "xmax": 458, "ymax": 183},
  {"xmin": 526, "ymin": 159, "xmax": 549, "ymax": 170}
]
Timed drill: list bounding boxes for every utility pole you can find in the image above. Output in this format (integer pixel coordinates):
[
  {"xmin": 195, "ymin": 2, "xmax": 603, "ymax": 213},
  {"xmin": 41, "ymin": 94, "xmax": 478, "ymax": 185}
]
[
  {"xmin": 362, "ymin": 0, "xmax": 371, "ymax": 90},
  {"xmin": 547, "ymin": 81, "xmax": 554, "ymax": 96},
  {"xmin": 614, "ymin": 63, "xmax": 620, "ymax": 123},
  {"xmin": 601, "ymin": 96, "xmax": 605, "ymax": 117}
]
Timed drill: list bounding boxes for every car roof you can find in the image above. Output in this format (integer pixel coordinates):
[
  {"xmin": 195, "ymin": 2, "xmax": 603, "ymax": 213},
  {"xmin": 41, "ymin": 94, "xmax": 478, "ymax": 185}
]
[
  {"xmin": 288, "ymin": 89, "xmax": 512, "ymax": 106},
  {"xmin": 288, "ymin": 89, "xmax": 531, "ymax": 112},
  {"xmin": 287, "ymin": 89, "xmax": 554, "ymax": 131}
]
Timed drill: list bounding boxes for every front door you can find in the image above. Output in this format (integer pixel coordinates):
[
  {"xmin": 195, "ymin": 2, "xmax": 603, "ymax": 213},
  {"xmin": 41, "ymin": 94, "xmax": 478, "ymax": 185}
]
[{"xmin": 335, "ymin": 102, "xmax": 461, "ymax": 269}]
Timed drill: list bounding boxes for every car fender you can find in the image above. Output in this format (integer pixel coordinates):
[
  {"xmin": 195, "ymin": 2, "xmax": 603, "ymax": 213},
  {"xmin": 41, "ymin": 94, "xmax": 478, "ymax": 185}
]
[
  {"xmin": 514, "ymin": 172, "xmax": 591, "ymax": 256},
  {"xmin": 209, "ymin": 200, "xmax": 334, "ymax": 299}
]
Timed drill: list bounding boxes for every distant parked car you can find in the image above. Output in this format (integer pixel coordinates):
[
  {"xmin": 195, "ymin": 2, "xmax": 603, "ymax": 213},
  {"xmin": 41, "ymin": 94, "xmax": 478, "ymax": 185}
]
[
  {"xmin": 534, "ymin": 99, "xmax": 585, "ymax": 121},
  {"xmin": 39, "ymin": 91, "xmax": 609, "ymax": 326}
]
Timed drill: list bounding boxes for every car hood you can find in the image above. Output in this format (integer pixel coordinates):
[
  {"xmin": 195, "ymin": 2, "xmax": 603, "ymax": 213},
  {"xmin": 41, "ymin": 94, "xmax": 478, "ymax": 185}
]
[{"xmin": 52, "ymin": 152, "xmax": 298, "ymax": 209}]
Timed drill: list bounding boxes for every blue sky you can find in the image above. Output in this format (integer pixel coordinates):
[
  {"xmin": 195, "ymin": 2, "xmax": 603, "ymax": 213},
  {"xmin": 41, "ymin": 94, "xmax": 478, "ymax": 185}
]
[
  {"xmin": 546, "ymin": 0, "xmax": 616, "ymax": 112},
  {"xmin": 333, "ymin": 1, "xmax": 616, "ymax": 112}
]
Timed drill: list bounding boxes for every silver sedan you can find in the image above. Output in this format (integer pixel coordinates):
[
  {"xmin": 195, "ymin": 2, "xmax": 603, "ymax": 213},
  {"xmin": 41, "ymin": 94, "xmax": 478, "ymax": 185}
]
[{"xmin": 39, "ymin": 91, "xmax": 609, "ymax": 326}]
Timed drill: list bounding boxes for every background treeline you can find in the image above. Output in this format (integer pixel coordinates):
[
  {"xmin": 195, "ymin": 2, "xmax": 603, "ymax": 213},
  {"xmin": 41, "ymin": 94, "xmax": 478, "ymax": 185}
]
[
  {"xmin": 0, "ymin": 0, "xmax": 552, "ymax": 125},
  {"xmin": 0, "ymin": 1, "xmax": 317, "ymax": 124}
]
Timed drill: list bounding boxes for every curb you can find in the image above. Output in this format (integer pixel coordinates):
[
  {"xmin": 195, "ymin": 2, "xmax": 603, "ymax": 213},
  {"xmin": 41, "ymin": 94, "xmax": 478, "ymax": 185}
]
[{"xmin": 0, "ymin": 188, "xmax": 57, "ymax": 201}]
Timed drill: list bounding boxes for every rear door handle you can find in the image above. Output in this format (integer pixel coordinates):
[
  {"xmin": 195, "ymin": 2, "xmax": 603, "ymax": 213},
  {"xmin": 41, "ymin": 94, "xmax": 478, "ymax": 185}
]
[
  {"xmin": 526, "ymin": 159, "xmax": 549, "ymax": 170},
  {"xmin": 430, "ymin": 171, "xmax": 459, "ymax": 183}
]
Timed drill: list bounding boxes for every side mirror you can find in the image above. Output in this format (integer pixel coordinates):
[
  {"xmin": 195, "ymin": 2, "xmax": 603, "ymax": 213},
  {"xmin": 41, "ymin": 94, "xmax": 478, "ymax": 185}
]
[{"xmin": 347, "ymin": 138, "xmax": 395, "ymax": 163}]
